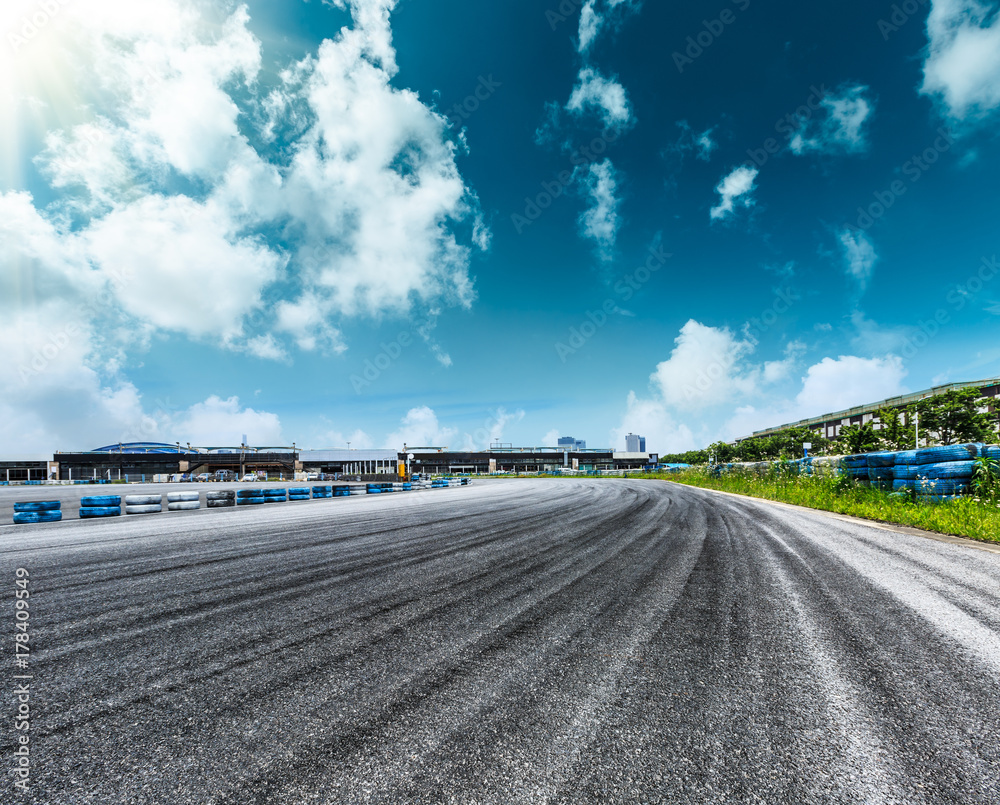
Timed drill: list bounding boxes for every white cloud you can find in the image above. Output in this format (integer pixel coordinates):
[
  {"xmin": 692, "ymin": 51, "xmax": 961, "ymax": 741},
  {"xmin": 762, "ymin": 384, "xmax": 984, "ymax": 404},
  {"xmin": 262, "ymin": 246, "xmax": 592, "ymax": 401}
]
[
  {"xmin": 710, "ymin": 165, "xmax": 759, "ymax": 221},
  {"xmin": 565, "ymin": 67, "xmax": 634, "ymax": 132},
  {"xmin": 922, "ymin": 0, "xmax": 1000, "ymax": 120},
  {"xmin": 175, "ymin": 395, "xmax": 284, "ymax": 446},
  {"xmin": 578, "ymin": 0, "xmax": 602, "ymax": 52},
  {"xmin": 85, "ymin": 194, "xmax": 285, "ymax": 342},
  {"xmin": 611, "ymin": 392, "xmax": 698, "ymax": 455},
  {"xmin": 313, "ymin": 428, "xmax": 375, "ymax": 450},
  {"xmin": 458, "ymin": 407, "xmax": 527, "ymax": 451},
  {"xmin": 244, "ymin": 334, "xmax": 289, "ymax": 362},
  {"xmin": 722, "ymin": 354, "xmax": 908, "ymax": 439},
  {"xmin": 650, "ymin": 320, "xmax": 760, "ymax": 410},
  {"xmin": 665, "ymin": 121, "xmax": 718, "ymax": 165},
  {"xmin": 696, "ymin": 128, "xmax": 717, "ymax": 161},
  {"xmin": 789, "ymin": 84, "xmax": 875, "ymax": 155},
  {"xmin": 383, "ymin": 406, "xmax": 457, "ymax": 449},
  {"xmin": 838, "ymin": 227, "xmax": 878, "ymax": 291},
  {"xmin": 542, "ymin": 429, "xmax": 561, "ymax": 446},
  {"xmin": 578, "ymin": 159, "xmax": 622, "ymax": 257},
  {"xmin": 577, "ymin": 0, "xmax": 640, "ymax": 52}
]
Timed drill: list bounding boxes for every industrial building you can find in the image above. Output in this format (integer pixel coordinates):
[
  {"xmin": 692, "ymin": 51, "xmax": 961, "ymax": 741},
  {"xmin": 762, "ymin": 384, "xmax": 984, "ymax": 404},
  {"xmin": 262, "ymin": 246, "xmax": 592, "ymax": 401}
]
[
  {"xmin": 16, "ymin": 443, "xmax": 659, "ymax": 483},
  {"xmin": 742, "ymin": 377, "xmax": 1000, "ymax": 442}
]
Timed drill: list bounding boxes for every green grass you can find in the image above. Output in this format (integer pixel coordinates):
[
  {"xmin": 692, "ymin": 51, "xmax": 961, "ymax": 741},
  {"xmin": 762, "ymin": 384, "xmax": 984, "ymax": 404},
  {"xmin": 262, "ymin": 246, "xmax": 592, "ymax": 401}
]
[{"xmin": 631, "ymin": 468, "xmax": 1000, "ymax": 544}]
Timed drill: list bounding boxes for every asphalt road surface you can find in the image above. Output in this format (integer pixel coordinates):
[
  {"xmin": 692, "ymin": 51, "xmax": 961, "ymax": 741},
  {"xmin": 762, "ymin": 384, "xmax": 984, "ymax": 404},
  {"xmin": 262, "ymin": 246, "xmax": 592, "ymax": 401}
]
[{"xmin": 3, "ymin": 479, "xmax": 1000, "ymax": 804}]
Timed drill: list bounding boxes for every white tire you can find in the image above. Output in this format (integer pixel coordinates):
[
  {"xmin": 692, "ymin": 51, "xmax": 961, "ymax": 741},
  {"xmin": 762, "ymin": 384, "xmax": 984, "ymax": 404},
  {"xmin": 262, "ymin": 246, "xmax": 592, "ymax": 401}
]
[
  {"xmin": 167, "ymin": 492, "xmax": 199, "ymax": 503},
  {"xmin": 125, "ymin": 495, "xmax": 162, "ymax": 506},
  {"xmin": 167, "ymin": 501, "xmax": 200, "ymax": 511},
  {"xmin": 125, "ymin": 504, "xmax": 162, "ymax": 515}
]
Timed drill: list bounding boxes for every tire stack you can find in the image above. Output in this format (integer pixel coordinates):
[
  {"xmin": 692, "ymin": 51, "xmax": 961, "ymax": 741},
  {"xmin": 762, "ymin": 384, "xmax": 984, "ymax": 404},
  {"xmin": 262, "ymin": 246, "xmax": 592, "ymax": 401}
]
[
  {"xmin": 13, "ymin": 501, "xmax": 62, "ymax": 525},
  {"xmin": 366, "ymin": 482, "xmax": 394, "ymax": 494},
  {"xmin": 312, "ymin": 486, "xmax": 333, "ymax": 499},
  {"xmin": 263, "ymin": 488, "xmax": 287, "ymax": 504},
  {"xmin": 237, "ymin": 489, "xmax": 265, "ymax": 506},
  {"xmin": 332, "ymin": 486, "xmax": 351, "ymax": 498},
  {"xmin": 288, "ymin": 488, "xmax": 310, "ymax": 501},
  {"xmin": 207, "ymin": 490, "xmax": 236, "ymax": 508},
  {"xmin": 891, "ymin": 450, "xmax": 919, "ymax": 495},
  {"xmin": 866, "ymin": 452, "xmax": 897, "ymax": 491},
  {"xmin": 125, "ymin": 494, "xmax": 162, "ymax": 515},
  {"xmin": 915, "ymin": 443, "xmax": 983, "ymax": 502},
  {"xmin": 842, "ymin": 454, "xmax": 870, "ymax": 485},
  {"xmin": 80, "ymin": 495, "xmax": 121, "ymax": 519},
  {"xmin": 167, "ymin": 492, "xmax": 200, "ymax": 512}
]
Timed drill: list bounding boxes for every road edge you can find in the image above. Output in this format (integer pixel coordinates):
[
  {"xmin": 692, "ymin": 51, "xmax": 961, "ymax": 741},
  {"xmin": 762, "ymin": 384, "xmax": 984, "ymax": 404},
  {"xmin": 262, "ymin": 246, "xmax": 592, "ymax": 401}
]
[{"xmin": 665, "ymin": 480, "xmax": 1000, "ymax": 555}]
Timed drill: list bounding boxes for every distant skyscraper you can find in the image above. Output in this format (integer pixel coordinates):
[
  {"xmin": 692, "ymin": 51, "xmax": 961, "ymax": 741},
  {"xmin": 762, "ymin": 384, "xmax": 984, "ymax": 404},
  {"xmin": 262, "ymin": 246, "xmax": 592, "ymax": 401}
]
[
  {"xmin": 558, "ymin": 436, "xmax": 586, "ymax": 450},
  {"xmin": 625, "ymin": 433, "xmax": 646, "ymax": 452}
]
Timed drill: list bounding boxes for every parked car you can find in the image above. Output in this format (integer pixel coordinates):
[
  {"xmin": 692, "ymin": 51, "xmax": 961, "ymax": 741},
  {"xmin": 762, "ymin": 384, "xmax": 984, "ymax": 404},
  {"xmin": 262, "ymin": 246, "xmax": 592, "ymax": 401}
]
[
  {"xmin": 241, "ymin": 474, "xmax": 258, "ymax": 482},
  {"xmin": 194, "ymin": 473, "xmax": 211, "ymax": 482}
]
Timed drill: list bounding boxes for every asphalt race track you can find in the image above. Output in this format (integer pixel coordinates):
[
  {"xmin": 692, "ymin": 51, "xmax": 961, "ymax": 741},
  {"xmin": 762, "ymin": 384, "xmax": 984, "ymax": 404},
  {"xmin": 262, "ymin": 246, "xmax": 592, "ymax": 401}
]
[{"xmin": 3, "ymin": 479, "xmax": 1000, "ymax": 804}]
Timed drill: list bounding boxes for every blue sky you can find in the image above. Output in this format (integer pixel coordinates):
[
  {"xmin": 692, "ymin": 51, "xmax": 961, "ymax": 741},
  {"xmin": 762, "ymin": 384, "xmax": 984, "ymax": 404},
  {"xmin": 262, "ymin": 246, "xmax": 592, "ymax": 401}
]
[{"xmin": 3, "ymin": 0, "xmax": 1000, "ymax": 456}]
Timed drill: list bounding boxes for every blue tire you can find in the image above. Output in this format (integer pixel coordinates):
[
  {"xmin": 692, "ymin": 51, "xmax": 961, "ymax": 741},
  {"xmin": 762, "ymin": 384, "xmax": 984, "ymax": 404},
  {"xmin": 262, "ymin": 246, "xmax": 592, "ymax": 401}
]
[
  {"xmin": 14, "ymin": 510, "xmax": 62, "ymax": 524},
  {"xmin": 916, "ymin": 478, "xmax": 969, "ymax": 495},
  {"xmin": 917, "ymin": 443, "xmax": 983, "ymax": 464},
  {"xmin": 894, "ymin": 450, "xmax": 919, "ymax": 465},
  {"xmin": 236, "ymin": 490, "xmax": 264, "ymax": 498},
  {"xmin": 867, "ymin": 452, "xmax": 897, "ymax": 468},
  {"xmin": 921, "ymin": 460, "xmax": 976, "ymax": 479},
  {"xmin": 288, "ymin": 494, "xmax": 310, "ymax": 501},
  {"xmin": 81, "ymin": 496, "xmax": 121, "ymax": 507},
  {"xmin": 892, "ymin": 479, "xmax": 914, "ymax": 492},
  {"xmin": 14, "ymin": 501, "xmax": 61, "ymax": 512},
  {"xmin": 893, "ymin": 464, "xmax": 919, "ymax": 480},
  {"xmin": 985, "ymin": 445, "xmax": 1000, "ymax": 461},
  {"xmin": 237, "ymin": 498, "xmax": 265, "ymax": 505},
  {"xmin": 80, "ymin": 506, "xmax": 121, "ymax": 518}
]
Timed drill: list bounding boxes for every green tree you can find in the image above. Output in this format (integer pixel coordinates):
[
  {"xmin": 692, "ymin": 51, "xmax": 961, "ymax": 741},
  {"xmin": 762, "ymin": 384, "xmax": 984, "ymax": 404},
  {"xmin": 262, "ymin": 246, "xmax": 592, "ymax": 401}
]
[
  {"xmin": 839, "ymin": 423, "xmax": 879, "ymax": 454},
  {"xmin": 874, "ymin": 406, "xmax": 913, "ymax": 450},
  {"xmin": 915, "ymin": 388, "xmax": 994, "ymax": 445}
]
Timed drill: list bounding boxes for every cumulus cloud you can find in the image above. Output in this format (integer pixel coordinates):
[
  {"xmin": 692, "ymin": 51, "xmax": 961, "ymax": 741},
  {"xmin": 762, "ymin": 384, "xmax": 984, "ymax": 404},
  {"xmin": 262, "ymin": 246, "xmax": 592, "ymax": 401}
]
[
  {"xmin": 922, "ymin": 0, "xmax": 1000, "ymax": 120},
  {"xmin": 175, "ymin": 396, "xmax": 284, "ymax": 446},
  {"xmin": 1, "ymin": 0, "xmax": 485, "ymax": 448},
  {"xmin": 789, "ymin": 84, "xmax": 875, "ymax": 155},
  {"xmin": 839, "ymin": 227, "xmax": 878, "ymax": 291},
  {"xmin": 650, "ymin": 320, "xmax": 760, "ymax": 410},
  {"xmin": 565, "ymin": 67, "xmax": 634, "ymax": 132},
  {"xmin": 542, "ymin": 429, "xmax": 561, "ymax": 446},
  {"xmin": 710, "ymin": 165, "xmax": 759, "ymax": 221},
  {"xmin": 578, "ymin": 159, "xmax": 622, "ymax": 258},
  {"xmin": 383, "ymin": 406, "xmax": 458, "ymax": 449}
]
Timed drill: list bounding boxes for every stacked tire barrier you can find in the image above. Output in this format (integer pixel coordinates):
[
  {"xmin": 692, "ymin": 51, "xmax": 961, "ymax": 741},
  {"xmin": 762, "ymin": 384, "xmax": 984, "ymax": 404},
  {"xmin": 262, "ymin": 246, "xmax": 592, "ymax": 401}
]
[
  {"xmin": 867, "ymin": 452, "xmax": 897, "ymax": 491},
  {"xmin": 80, "ymin": 495, "xmax": 121, "ymax": 519},
  {"xmin": 332, "ymin": 486, "xmax": 351, "ymax": 497},
  {"xmin": 237, "ymin": 489, "xmax": 265, "ymax": 505},
  {"xmin": 915, "ymin": 443, "xmax": 983, "ymax": 503},
  {"xmin": 711, "ymin": 442, "xmax": 999, "ymax": 505},
  {"xmin": 263, "ymin": 488, "xmax": 287, "ymax": 504},
  {"xmin": 891, "ymin": 450, "xmax": 919, "ymax": 494},
  {"xmin": 312, "ymin": 486, "xmax": 333, "ymax": 499},
  {"xmin": 207, "ymin": 490, "xmax": 236, "ymax": 508},
  {"xmin": 13, "ymin": 501, "xmax": 62, "ymax": 525},
  {"xmin": 288, "ymin": 488, "xmax": 310, "ymax": 501},
  {"xmin": 167, "ymin": 492, "xmax": 200, "ymax": 512},
  {"xmin": 125, "ymin": 494, "xmax": 162, "ymax": 515},
  {"xmin": 842, "ymin": 454, "xmax": 870, "ymax": 485},
  {"xmin": 367, "ymin": 482, "xmax": 394, "ymax": 494}
]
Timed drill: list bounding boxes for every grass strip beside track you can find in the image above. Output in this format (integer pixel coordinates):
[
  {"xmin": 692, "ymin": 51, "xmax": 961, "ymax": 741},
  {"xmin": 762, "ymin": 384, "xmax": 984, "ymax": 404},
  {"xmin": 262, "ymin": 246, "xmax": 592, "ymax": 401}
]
[{"xmin": 634, "ymin": 469, "xmax": 1000, "ymax": 544}]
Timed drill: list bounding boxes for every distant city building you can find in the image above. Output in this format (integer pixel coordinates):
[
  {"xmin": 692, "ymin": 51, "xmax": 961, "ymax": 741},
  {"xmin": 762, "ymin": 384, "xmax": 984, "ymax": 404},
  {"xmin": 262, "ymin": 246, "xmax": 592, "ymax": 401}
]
[
  {"xmin": 625, "ymin": 433, "xmax": 646, "ymax": 452},
  {"xmin": 558, "ymin": 436, "xmax": 586, "ymax": 450}
]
